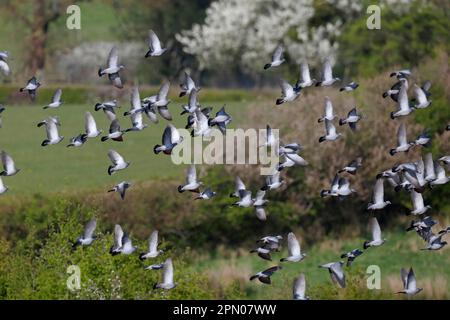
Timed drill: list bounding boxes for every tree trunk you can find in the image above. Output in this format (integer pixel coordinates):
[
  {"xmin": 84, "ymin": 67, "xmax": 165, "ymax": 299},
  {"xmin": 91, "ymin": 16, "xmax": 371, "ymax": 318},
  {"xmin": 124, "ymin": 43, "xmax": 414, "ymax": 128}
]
[{"xmin": 29, "ymin": 0, "xmax": 47, "ymax": 75}]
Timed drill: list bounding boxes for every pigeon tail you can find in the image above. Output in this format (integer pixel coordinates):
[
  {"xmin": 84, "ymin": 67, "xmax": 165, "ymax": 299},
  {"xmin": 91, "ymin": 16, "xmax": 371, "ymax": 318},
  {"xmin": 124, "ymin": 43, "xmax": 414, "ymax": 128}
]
[
  {"xmin": 389, "ymin": 149, "xmax": 396, "ymax": 156},
  {"xmin": 363, "ymin": 241, "xmax": 370, "ymax": 250},
  {"xmin": 41, "ymin": 140, "xmax": 50, "ymax": 147},
  {"xmin": 339, "ymin": 119, "xmax": 346, "ymax": 126},
  {"xmin": 101, "ymin": 136, "xmax": 109, "ymax": 142},
  {"xmin": 139, "ymin": 253, "xmax": 147, "ymax": 261},
  {"xmin": 179, "ymin": 91, "xmax": 186, "ymax": 98},
  {"xmin": 263, "ymin": 63, "xmax": 271, "ymax": 70},
  {"xmin": 276, "ymin": 98, "xmax": 284, "ymax": 105},
  {"xmin": 177, "ymin": 185, "xmax": 185, "ymax": 193},
  {"xmin": 94, "ymin": 103, "xmax": 102, "ymax": 111},
  {"xmin": 98, "ymin": 68, "xmax": 104, "ymax": 77},
  {"xmin": 318, "ymin": 136, "xmax": 326, "ymax": 143},
  {"xmin": 153, "ymin": 145, "xmax": 162, "ymax": 154}
]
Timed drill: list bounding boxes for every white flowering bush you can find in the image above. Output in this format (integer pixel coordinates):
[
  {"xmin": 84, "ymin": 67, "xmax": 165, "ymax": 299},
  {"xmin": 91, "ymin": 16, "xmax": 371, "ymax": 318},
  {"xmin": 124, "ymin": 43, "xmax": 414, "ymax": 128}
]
[{"xmin": 176, "ymin": 0, "xmax": 415, "ymax": 73}]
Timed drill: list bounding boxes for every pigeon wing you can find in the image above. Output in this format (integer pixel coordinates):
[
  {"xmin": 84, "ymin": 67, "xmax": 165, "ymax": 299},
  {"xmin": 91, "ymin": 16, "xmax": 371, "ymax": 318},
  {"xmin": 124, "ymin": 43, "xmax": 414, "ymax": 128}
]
[
  {"xmin": 107, "ymin": 46, "xmax": 119, "ymax": 68},
  {"xmin": 287, "ymin": 232, "xmax": 301, "ymax": 256}
]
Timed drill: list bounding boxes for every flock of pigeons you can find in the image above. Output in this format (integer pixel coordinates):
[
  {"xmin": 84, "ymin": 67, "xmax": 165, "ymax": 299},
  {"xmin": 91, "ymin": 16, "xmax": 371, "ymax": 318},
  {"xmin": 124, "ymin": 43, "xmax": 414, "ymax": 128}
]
[{"xmin": 0, "ymin": 32, "xmax": 449, "ymax": 299}]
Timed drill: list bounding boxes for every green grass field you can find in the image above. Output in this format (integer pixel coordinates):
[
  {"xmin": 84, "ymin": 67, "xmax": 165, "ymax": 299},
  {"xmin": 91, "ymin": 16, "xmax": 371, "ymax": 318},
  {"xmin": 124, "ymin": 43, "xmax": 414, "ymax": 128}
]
[{"xmin": 0, "ymin": 101, "xmax": 246, "ymax": 195}]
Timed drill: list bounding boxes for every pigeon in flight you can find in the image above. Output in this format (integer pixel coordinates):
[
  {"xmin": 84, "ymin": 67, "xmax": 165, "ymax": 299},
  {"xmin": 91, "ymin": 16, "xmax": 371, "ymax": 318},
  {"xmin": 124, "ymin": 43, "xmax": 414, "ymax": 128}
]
[
  {"xmin": 338, "ymin": 157, "xmax": 363, "ymax": 175},
  {"xmin": 277, "ymin": 142, "xmax": 303, "ymax": 155},
  {"xmin": 180, "ymin": 89, "xmax": 199, "ymax": 115},
  {"xmin": 146, "ymin": 263, "xmax": 165, "ymax": 270},
  {"xmin": 280, "ymin": 232, "xmax": 306, "ymax": 262},
  {"xmin": 421, "ymin": 228, "xmax": 449, "ymax": 251},
  {"xmin": 259, "ymin": 124, "xmax": 276, "ymax": 149},
  {"xmin": 43, "ymin": 88, "xmax": 63, "ymax": 109},
  {"xmin": 72, "ymin": 219, "xmax": 97, "ymax": 249},
  {"xmin": 191, "ymin": 108, "xmax": 211, "ymax": 137},
  {"xmin": 0, "ymin": 51, "xmax": 11, "ymax": 76},
  {"xmin": 413, "ymin": 130, "xmax": 431, "ymax": 148},
  {"xmin": 101, "ymin": 119, "xmax": 124, "ymax": 142},
  {"xmin": 320, "ymin": 174, "xmax": 340, "ymax": 198},
  {"xmin": 383, "ymin": 78, "xmax": 407, "ymax": 102},
  {"xmin": 208, "ymin": 105, "xmax": 232, "ymax": 133},
  {"xmin": 318, "ymin": 97, "xmax": 335, "ymax": 123},
  {"xmin": 179, "ymin": 71, "xmax": 200, "ymax": 97},
  {"xmin": 429, "ymin": 161, "xmax": 449, "ymax": 187},
  {"xmin": 107, "ymin": 150, "xmax": 130, "ymax": 175},
  {"xmin": 363, "ymin": 217, "xmax": 385, "ymax": 249},
  {"xmin": 339, "ymin": 108, "xmax": 362, "ymax": 131},
  {"xmin": 67, "ymin": 134, "xmax": 88, "ymax": 147},
  {"xmin": 409, "ymin": 189, "xmax": 431, "ymax": 215},
  {"xmin": 95, "ymin": 99, "xmax": 119, "ymax": 112},
  {"xmin": 390, "ymin": 69, "xmax": 411, "ymax": 79},
  {"xmin": 319, "ymin": 119, "xmax": 341, "ymax": 143},
  {"xmin": 261, "ymin": 171, "xmax": 284, "ymax": 191},
  {"xmin": 145, "ymin": 30, "xmax": 167, "ymax": 57},
  {"xmin": 276, "ymin": 79, "xmax": 300, "ymax": 105},
  {"xmin": 412, "ymin": 84, "xmax": 431, "ymax": 109},
  {"xmin": 230, "ymin": 176, "xmax": 246, "ymax": 198},
  {"xmin": 250, "ymin": 266, "xmax": 283, "ymax": 284},
  {"xmin": 391, "ymin": 80, "xmax": 414, "ymax": 119},
  {"xmin": 153, "ymin": 124, "xmax": 183, "ymax": 155},
  {"xmin": 293, "ymin": 273, "xmax": 309, "ymax": 300},
  {"xmin": 40, "ymin": 119, "xmax": 64, "ymax": 146},
  {"xmin": 257, "ymin": 235, "xmax": 283, "ymax": 247},
  {"xmin": 319, "ymin": 261, "xmax": 345, "ymax": 288},
  {"xmin": 0, "ymin": 177, "xmax": 8, "ymax": 195},
  {"xmin": 253, "ymin": 190, "xmax": 269, "ymax": 221},
  {"xmin": 109, "ymin": 224, "xmax": 136, "ymax": 255},
  {"xmin": 125, "ymin": 87, "xmax": 148, "ymax": 132},
  {"xmin": 390, "ymin": 123, "xmax": 414, "ymax": 156},
  {"xmin": 38, "ymin": 117, "xmax": 58, "ymax": 128},
  {"xmin": 178, "ymin": 165, "xmax": 202, "ymax": 193},
  {"xmin": 406, "ymin": 216, "xmax": 436, "ymax": 241},
  {"xmin": 139, "ymin": 230, "xmax": 164, "ymax": 260},
  {"xmin": 367, "ymin": 178, "xmax": 391, "ymax": 210},
  {"xmin": 98, "ymin": 46, "xmax": 124, "ymax": 89},
  {"xmin": 396, "ymin": 268, "xmax": 422, "ymax": 296},
  {"xmin": 264, "ymin": 45, "xmax": 285, "ymax": 70},
  {"xmin": 295, "ymin": 62, "xmax": 315, "ymax": 88},
  {"xmin": 277, "ymin": 152, "xmax": 308, "ymax": 171},
  {"xmin": 321, "ymin": 175, "xmax": 355, "ymax": 198},
  {"xmin": 195, "ymin": 188, "xmax": 217, "ymax": 200},
  {"xmin": 0, "ymin": 151, "xmax": 20, "ymax": 176},
  {"xmin": 340, "ymin": 249, "xmax": 363, "ymax": 267},
  {"xmin": 340, "ymin": 81, "xmax": 359, "ymax": 92},
  {"xmin": 152, "ymin": 81, "xmax": 172, "ymax": 120},
  {"xmin": 84, "ymin": 112, "xmax": 102, "ymax": 138},
  {"xmin": 232, "ymin": 190, "xmax": 253, "ymax": 208},
  {"xmin": 315, "ymin": 59, "xmax": 340, "ymax": 87},
  {"xmin": 108, "ymin": 181, "xmax": 132, "ymax": 200},
  {"xmin": 153, "ymin": 258, "xmax": 177, "ymax": 290},
  {"xmin": 19, "ymin": 76, "xmax": 41, "ymax": 100},
  {"xmin": 249, "ymin": 246, "xmax": 273, "ymax": 261}
]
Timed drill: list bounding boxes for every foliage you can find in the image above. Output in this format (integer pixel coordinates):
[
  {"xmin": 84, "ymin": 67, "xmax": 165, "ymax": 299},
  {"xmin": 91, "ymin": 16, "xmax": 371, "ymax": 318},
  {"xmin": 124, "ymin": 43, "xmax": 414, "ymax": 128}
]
[{"xmin": 339, "ymin": 1, "xmax": 450, "ymax": 77}]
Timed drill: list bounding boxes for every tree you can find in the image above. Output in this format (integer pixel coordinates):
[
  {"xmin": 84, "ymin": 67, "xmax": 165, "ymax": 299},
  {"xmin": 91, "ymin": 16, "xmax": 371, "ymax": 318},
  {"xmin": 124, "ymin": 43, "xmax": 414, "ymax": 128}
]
[
  {"xmin": 3, "ymin": 0, "xmax": 75, "ymax": 74},
  {"xmin": 175, "ymin": 0, "xmax": 362, "ymax": 76}
]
